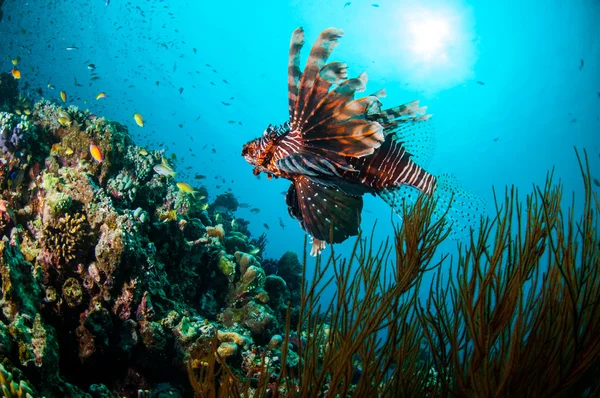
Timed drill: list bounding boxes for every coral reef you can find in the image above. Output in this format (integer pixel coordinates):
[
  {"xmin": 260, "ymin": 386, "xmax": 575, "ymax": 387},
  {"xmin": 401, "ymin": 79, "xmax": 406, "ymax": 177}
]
[
  {"xmin": 3, "ymin": 75, "xmax": 598, "ymax": 398},
  {"xmin": 0, "ymin": 93, "xmax": 300, "ymax": 397}
]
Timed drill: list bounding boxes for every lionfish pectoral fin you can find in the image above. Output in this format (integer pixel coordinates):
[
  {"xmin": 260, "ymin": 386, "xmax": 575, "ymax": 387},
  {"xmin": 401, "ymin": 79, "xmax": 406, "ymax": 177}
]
[
  {"xmin": 291, "ymin": 176, "xmax": 364, "ymax": 252},
  {"xmin": 277, "ymin": 152, "xmax": 357, "ymax": 178},
  {"xmin": 378, "ymin": 174, "xmax": 487, "ymax": 241}
]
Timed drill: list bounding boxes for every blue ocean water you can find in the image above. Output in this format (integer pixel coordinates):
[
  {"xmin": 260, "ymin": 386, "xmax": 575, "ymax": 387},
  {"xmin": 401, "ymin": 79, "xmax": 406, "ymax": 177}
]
[{"xmin": 0, "ymin": 0, "xmax": 598, "ymax": 265}]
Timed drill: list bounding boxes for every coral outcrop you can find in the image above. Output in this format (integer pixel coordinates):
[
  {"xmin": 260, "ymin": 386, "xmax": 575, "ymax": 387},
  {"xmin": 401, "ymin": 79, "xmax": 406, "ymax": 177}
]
[{"xmin": 0, "ymin": 86, "xmax": 302, "ymax": 397}]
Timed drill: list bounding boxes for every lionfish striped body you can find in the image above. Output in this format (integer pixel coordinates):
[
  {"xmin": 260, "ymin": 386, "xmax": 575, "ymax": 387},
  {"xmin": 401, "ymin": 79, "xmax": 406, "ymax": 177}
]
[{"xmin": 242, "ymin": 28, "xmax": 480, "ymax": 255}]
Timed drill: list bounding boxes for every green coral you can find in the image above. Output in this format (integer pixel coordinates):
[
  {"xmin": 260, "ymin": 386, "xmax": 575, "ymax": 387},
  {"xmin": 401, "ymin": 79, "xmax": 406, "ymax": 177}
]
[
  {"xmin": 45, "ymin": 192, "xmax": 72, "ymax": 215},
  {"xmin": 218, "ymin": 255, "xmax": 236, "ymax": 282},
  {"xmin": 0, "ymin": 363, "xmax": 34, "ymax": 398}
]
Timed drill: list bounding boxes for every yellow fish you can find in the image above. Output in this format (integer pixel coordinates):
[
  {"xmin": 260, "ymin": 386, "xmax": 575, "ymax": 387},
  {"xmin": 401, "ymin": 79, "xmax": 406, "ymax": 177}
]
[
  {"xmin": 60, "ymin": 91, "xmax": 67, "ymax": 102},
  {"xmin": 96, "ymin": 92, "xmax": 106, "ymax": 100},
  {"xmin": 11, "ymin": 57, "xmax": 20, "ymax": 66},
  {"xmin": 138, "ymin": 148, "xmax": 148, "ymax": 156},
  {"xmin": 51, "ymin": 143, "xmax": 62, "ymax": 154},
  {"xmin": 23, "ymin": 109, "xmax": 31, "ymax": 115},
  {"xmin": 89, "ymin": 144, "xmax": 104, "ymax": 163},
  {"xmin": 133, "ymin": 113, "xmax": 144, "ymax": 127},
  {"xmin": 57, "ymin": 116, "xmax": 71, "ymax": 127},
  {"xmin": 11, "ymin": 68, "xmax": 21, "ymax": 79},
  {"xmin": 15, "ymin": 109, "xmax": 21, "ymax": 115},
  {"xmin": 176, "ymin": 182, "xmax": 202, "ymax": 198},
  {"xmin": 64, "ymin": 148, "xmax": 74, "ymax": 156}
]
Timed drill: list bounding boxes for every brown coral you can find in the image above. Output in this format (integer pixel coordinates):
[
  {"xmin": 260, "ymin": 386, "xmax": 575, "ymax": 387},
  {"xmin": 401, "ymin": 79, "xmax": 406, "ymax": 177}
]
[
  {"xmin": 42, "ymin": 212, "xmax": 90, "ymax": 266},
  {"xmin": 205, "ymin": 224, "xmax": 224, "ymax": 240}
]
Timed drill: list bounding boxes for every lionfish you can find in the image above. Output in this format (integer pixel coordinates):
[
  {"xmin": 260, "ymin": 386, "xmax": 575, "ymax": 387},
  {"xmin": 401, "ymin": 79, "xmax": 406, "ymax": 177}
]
[{"xmin": 242, "ymin": 28, "xmax": 484, "ymax": 256}]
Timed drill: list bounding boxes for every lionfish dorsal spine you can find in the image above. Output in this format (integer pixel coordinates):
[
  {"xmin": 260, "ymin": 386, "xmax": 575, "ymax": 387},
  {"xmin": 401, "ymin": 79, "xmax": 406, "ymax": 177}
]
[
  {"xmin": 288, "ymin": 28, "xmax": 305, "ymax": 122},
  {"xmin": 291, "ymin": 28, "xmax": 344, "ymax": 131}
]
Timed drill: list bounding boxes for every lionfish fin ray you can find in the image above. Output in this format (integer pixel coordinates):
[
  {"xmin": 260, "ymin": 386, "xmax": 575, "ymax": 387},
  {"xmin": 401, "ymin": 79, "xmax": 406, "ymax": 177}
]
[
  {"xmin": 288, "ymin": 28, "xmax": 305, "ymax": 121},
  {"xmin": 291, "ymin": 28, "xmax": 344, "ymax": 130},
  {"xmin": 378, "ymin": 174, "xmax": 486, "ymax": 241},
  {"xmin": 292, "ymin": 176, "xmax": 364, "ymax": 248}
]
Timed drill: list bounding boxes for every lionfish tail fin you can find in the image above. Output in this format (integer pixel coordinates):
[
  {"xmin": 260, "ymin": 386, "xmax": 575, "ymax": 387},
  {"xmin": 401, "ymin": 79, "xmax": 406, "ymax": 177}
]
[{"xmin": 379, "ymin": 174, "xmax": 486, "ymax": 241}]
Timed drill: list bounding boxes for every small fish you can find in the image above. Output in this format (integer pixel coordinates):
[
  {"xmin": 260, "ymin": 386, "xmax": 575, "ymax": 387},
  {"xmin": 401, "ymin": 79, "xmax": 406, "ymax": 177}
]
[
  {"xmin": 64, "ymin": 148, "xmax": 74, "ymax": 156},
  {"xmin": 60, "ymin": 90, "xmax": 67, "ymax": 102},
  {"xmin": 57, "ymin": 116, "xmax": 71, "ymax": 127},
  {"xmin": 249, "ymin": 247, "xmax": 260, "ymax": 255},
  {"xmin": 47, "ymin": 83, "xmax": 55, "ymax": 89},
  {"xmin": 134, "ymin": 113, "xmax": 144, "ymax": 127},
  {"xmin": 279, "ymin": 217, "xmax": 285, "ymax": 229},
  {"xmin": 593, "ymin": 178, "xmax": 600, "ymax": 187},
  {"xmin": 160, "ymin": 210, "xmax": 177, "ymax": 223},
  {"xmin": 372, "ymin": 3, "xmax": 379, "ymax": 7},
  {"xmin": 238, "ymin": 203, "xmax": 250, "ymax": 208},
  {"xmin": 51, "ymin": 143, "xmax": 62, "ymax": 154},
  {"xmin": 493, "ymin": 137, "xmax": 499, "ymax": 142},
  {"xmin": 344, "ymin": 2, "xmax": 351, "ymax": 6},
  {"xmin": 106, "ymin": 0, "xmax": 110, "ymax": 6},
  {"xmin": 579, "ymin": 58, "xmax": 584, "ymax": 71},
  {"xmin": 176, "ymin": 182, "xmax": 201, "ymax": 198},
  {"xmin": 179, "ymin": 87, "xmax": 184, "ymax": 94},
  {"xmin": 476, "ymin": 80, "xmax": 485, "ymax": 85},
  {"xmin": 87, "ymin": 64, "xmax": 96, "ymax": 70},
  {"xmin": 222, "ymin": 101, "xmax": 231, "ymax": 106},
  {"xmin": 11, "ymin": 68, "xmax": 20, "ymax": 79},
  {"xmin": 263, "ymin": 223, "xmax": 270, "ymax": 230},
  {"xmin": 138, "ymin": 148, "xmax": 149, "ymax": 156},
  {"xmin": 89, "ymin": 144, "xmax": 104, "ymax": 163},
  {"xmin": 96, "ymin": 92, "xmax": 106, "ymax": 100},
  {"xmin": 194, "ymin": 173, "xmax": 206, "ymax": 180},
  {"xmin": 250, "ymin": 208, "xmax": 260, "ymax": 214},
  {"xmin": 66, "ymin": 46, "xmax": 79, "ymax": 51},
  {"xmin": 154, "ymin": 157, "xmax": 176, "ymax": 177}
]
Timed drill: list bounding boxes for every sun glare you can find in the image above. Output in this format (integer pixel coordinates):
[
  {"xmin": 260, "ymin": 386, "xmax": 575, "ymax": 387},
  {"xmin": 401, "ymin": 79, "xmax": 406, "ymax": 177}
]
[{"xmin": 408, "ymin": 13, "xmax": 452, "ymax": 61}]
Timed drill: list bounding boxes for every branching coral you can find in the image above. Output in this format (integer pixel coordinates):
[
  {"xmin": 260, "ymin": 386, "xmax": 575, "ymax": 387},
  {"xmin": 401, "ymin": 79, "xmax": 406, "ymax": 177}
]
[
  {"xmin": 42, "ymin": 212, "xmax": 90, "ymax": 266},
  {"xmin": 187, "ymin": 150, "xmax": 600, "ymax": 397},
  {"xmin": 0, "ymin": 363, "xmax": 35, "ymax": 398}
]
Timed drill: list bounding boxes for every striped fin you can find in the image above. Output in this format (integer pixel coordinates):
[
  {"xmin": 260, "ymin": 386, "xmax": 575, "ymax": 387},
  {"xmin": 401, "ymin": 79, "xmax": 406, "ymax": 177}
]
[
  {"xmin": 288, "ymin": 28, "xmax": 305, "ymax": 121},
  {"xmin": 376, "ymin": 100, "xmax": 435, "ymax": 168},
  {"xmin": 300, "ymin": 72, "xmax": 386, "ymax": 157},
  {"xmin": 277, "ymin": 152, "xmax": 357, "ymax": 178},
  {"xmin": 288, "ymin": 175, "xmax": 364, "ymax": 244},
  {"xmin": 296, "ymin": 62, "xmax": 348, "ymax": 130},
  {"xmin": 378, "ymin": 174, "xmax": 486, "ymax": 241},
  {"xmin": 291, "ymin": 28, "xmax": 344, "ymax": 131}
]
